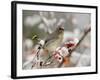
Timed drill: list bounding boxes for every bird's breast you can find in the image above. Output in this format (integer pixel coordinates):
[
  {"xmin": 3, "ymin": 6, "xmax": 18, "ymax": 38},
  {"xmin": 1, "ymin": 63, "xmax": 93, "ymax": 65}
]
[{"xmin": 45, "ymin": 32, "xmax": 64, "ymax": 52}]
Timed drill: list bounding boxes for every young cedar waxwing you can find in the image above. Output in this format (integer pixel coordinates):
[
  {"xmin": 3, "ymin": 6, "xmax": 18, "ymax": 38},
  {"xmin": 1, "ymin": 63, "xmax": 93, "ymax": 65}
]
[{"xmin": 43, "ymin": 25, "xmax": 64, "ymax": 53}]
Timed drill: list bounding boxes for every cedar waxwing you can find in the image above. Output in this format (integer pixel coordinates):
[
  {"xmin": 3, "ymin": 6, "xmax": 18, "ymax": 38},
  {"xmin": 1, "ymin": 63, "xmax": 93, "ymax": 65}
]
[{"xmin": 43, "ymin": 25, "xmax": 64, "ymax": 53}]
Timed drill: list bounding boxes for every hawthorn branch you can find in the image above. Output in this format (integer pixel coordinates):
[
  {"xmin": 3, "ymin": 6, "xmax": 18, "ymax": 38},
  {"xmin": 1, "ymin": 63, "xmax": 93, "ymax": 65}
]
[
  {"xmin": 68, "ymin": 27, "xmax": 91, "ymax": 57},
  {"xmin": 58, "ymin": 27, "xmax": 91, "ymax": 67}
]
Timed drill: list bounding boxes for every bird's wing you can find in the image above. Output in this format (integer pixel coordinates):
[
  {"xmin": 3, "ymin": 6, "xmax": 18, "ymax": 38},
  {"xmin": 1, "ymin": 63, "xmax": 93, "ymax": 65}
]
[
  {"xmin": 45, "ymin": 34, "xmax": 58, "ymax": 44},
  {"xmin": 43, "ymin": 35, "xmax": 59, "ymax": 48}
]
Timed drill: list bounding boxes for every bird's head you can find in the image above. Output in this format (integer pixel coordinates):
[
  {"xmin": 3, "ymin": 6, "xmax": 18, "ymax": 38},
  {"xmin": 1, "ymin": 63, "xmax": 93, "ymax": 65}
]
[{"xmin": 57, "ymin": 26, "xmax": 64, "ymax": 34}]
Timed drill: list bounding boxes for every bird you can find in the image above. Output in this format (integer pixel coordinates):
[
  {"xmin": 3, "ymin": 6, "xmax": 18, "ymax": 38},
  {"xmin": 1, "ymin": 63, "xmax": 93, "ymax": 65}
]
[
  {"xmin": 43, "ymin": 24, "xmax": 64, "ymax": 53},
  {"xmin": 31, "ymin": 24, "xmax": 64, "ymax": 56}
]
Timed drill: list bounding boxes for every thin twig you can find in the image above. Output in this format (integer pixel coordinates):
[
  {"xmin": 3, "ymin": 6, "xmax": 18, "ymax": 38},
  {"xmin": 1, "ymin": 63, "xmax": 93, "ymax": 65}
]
[{"xmin": 31, "ymin": 46, "xmax": 42, "ymax": 68}]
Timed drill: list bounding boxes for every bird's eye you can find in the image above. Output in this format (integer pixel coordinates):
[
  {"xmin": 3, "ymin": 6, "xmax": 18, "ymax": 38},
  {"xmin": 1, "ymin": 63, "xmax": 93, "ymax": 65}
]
[
  {"xmin": 59, "ymin": 28, "xmax": 62, "ymax": 30},
  {"xmin": 59, "ymin": 27, "xmax": 64, "ymax": 30}
]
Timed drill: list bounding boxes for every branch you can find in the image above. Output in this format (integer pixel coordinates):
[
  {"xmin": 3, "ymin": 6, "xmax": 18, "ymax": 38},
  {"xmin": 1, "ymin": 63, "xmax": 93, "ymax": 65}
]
[
  {"xmin": 58, "ymin": 27, "xmax": 91, "ymax": 67},
  {"xmin": 68, "ymin": 27, "xmax": 91, "ymax": 57}
]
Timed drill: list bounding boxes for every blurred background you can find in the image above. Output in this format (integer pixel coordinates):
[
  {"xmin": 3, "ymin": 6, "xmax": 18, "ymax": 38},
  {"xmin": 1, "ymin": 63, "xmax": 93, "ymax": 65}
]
[{"xmin": 22, "ymin": 10, "xmax": 91, "ymax": 69}]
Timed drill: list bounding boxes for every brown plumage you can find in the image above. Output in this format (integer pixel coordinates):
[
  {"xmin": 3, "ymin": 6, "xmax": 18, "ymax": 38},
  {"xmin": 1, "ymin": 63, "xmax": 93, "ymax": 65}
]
[{"xmin": 43, "ymin": 26, "xmax": 64, "ymax": 53}]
